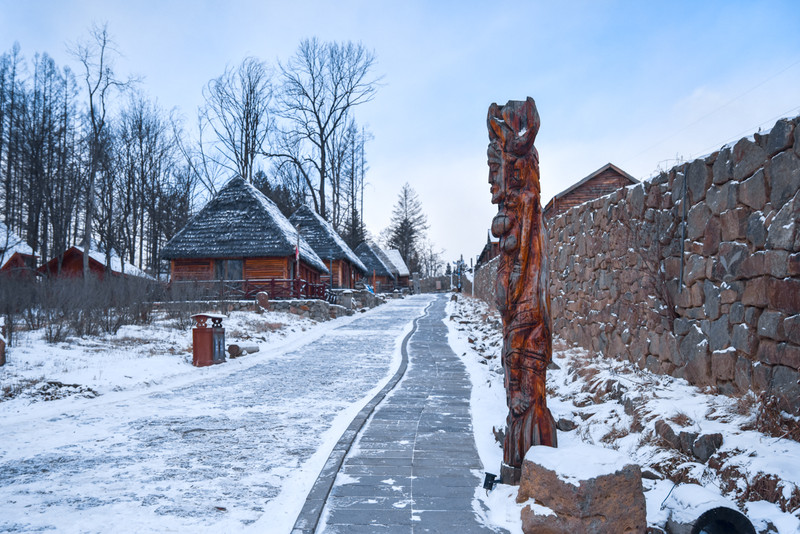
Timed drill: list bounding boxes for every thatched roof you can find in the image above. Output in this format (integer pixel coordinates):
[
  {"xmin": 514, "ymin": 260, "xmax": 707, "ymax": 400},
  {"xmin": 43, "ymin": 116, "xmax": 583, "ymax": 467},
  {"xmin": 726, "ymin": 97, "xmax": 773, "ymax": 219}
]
[
  {"xmin": 161, "ymin": 176, "xmax": 328, "ymax": 274},
  {"xmin": 289, "ymin": 205, "xmax": 367, "ymax": 274},
  {"xmin": 381, "ymin": 249, "xmax": 410, "ymax": 277},
  {"xmin": 355, "ymin": 242, "xmax": 396, "ymax": 280}
]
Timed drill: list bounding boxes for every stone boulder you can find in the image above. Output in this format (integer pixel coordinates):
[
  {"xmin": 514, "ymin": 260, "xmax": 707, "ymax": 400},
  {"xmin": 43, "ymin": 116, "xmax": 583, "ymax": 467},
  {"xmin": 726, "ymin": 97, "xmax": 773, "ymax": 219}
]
[
  {"xmin": 518, "ymin": 443, "xmax": 646, "ymax": 534},
  {"xmin": 255, "ymin": 291, "xmax": 270, "ymax": 311}
]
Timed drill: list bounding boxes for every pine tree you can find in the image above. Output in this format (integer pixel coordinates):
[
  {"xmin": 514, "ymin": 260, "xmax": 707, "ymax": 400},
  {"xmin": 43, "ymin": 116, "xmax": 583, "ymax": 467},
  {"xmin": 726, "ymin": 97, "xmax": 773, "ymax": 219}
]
[{"xmin": 385, "ymin": 183, "xmax": 428, "ymax": 273}]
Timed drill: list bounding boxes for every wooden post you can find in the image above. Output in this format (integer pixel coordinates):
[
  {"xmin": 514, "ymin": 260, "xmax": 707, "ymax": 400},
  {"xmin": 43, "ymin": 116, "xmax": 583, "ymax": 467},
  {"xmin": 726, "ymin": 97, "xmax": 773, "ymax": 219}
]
[{"xmin": 487, "ymin": 98, "xmax": 557, "ymax": 485}]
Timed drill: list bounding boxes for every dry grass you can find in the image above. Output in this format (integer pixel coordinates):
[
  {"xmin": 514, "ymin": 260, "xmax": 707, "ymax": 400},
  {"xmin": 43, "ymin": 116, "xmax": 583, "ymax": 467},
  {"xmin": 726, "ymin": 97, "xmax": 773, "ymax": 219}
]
[
  {"xmin": 741, "ymin": 473, "xmax": 800, "ymax": 514},
  {"xmin": 668, "ymin": 412, "xmax": 694, "ymax": 427},
  {"xmin": 742, "ymin": 393, "xmax": 800, "ymax": 442},
  {"xmin": 1, "ymin": 377, "xmax": 44, "ymax": 401},
  {"xmin": 600, "ymin": 425, "xmax": 629, "ymax": 448}
]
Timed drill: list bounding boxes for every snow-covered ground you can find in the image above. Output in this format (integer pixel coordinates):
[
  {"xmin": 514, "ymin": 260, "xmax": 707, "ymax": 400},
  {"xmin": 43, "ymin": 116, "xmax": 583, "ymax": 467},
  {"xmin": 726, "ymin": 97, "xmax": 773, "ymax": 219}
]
[
  {"xmin": 0, "ymin": 296, "xmax": 431, "ymax": 533},
  {"xmin": 446, "ymin": 295, "xmax": 800, "ymax": 534}
]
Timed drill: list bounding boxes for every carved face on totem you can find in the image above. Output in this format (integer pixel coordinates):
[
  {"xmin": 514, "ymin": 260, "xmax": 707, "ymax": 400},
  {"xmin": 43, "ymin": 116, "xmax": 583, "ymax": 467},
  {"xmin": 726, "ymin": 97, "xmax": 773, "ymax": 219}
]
[{"xmin": 487, "ymin": 98, "xmax": 540, "ymax": 254}]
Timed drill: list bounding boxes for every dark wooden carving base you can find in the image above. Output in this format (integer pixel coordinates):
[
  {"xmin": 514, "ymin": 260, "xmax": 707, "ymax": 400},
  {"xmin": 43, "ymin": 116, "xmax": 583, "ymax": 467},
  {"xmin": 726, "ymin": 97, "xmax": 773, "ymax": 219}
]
[{"xmin": 501, "ymin": 462, "xmax": 522, "ymax": 486}]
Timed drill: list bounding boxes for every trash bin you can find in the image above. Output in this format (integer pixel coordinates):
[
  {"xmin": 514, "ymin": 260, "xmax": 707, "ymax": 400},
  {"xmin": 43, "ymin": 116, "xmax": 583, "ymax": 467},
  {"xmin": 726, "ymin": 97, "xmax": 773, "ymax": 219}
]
[{"xmin": 191, "ymin": 313, "xmax": 226, "ymax": 367}]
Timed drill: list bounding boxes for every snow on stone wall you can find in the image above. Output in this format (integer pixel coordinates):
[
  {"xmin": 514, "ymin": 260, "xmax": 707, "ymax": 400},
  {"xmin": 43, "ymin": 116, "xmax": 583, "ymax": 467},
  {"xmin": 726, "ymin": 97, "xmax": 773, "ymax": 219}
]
[{"xmin": 546, "ymin": 116, "xmax": 800, "ymax": 413}]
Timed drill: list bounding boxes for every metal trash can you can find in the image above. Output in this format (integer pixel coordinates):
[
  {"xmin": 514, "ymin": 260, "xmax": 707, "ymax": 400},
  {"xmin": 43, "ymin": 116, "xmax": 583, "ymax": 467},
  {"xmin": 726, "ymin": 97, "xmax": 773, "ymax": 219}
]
[{"xmin": 191, "ymin": 313, "xmax": 226, "ymax": 367}]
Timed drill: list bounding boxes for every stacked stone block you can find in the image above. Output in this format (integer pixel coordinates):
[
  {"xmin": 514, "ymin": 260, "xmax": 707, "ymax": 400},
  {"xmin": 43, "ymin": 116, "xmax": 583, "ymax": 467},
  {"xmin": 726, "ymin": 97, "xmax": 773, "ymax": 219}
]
[{"xmin": 547, "ymin": 117, "xmax": 800, "ymax": 413}]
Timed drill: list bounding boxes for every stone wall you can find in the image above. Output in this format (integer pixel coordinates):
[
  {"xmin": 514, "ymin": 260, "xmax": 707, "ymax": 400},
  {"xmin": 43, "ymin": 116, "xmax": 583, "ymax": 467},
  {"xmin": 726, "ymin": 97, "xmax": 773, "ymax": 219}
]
[
  {"xmin": 547, "ymin": 116, "xmax": 800, "ymax": 412},
  {"xmin": 419, "ymin": 275, "xmax": 473, "ymax": 294},
  {"xmin": 473, "ymin": 255, "xmax": 499, "ymax": 307}
]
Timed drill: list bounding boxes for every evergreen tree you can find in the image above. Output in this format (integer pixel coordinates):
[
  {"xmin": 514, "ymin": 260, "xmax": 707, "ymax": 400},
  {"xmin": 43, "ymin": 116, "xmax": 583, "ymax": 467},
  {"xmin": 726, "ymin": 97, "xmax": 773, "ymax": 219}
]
[{"xmin": 385, "ymin": 183, "xmax": 428, "ymax": 273}]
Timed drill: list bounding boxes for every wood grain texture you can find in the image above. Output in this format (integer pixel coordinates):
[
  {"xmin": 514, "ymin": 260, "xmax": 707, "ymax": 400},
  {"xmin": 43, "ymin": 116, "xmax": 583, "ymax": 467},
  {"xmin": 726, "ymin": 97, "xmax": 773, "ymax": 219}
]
[{"xmin": 487, "ymin": 98, "xmax": 557, "ymax": 480}]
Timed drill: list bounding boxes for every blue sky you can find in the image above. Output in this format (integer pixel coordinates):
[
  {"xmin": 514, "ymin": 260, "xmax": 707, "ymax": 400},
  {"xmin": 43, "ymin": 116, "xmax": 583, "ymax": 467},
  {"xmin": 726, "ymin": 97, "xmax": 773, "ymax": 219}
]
[{"xmin": 2, "ymin": 1, "xmax": 799, "ymax": 264}]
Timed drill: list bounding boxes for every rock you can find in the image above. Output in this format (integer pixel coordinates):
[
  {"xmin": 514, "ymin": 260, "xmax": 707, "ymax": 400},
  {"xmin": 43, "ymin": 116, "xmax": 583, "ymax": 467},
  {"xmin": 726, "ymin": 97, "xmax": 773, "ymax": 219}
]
[
  {"xmin": 766, "ymin": 193, "xmax": 797, "ymax": 250},
  {"xmin": 714, "ymin": 241, "xmax": 748, "ymax": 280},
  {"xmin": 766, "ymin": 118, "xmax": 795, "ymax": 156},
  {"xmin": 679, "ymin": 324, "xmax": 707, "ymax": 367},
  {"xmin": 255, "ymin": 291, "xmax": 270, "ymax": 311},
  {"xmin": 764, "ymin": 250, "xmax": 789, "ymax": 278},
  {"xmin": 732, "ymin": 137, "xmax": 766, "ymax": 181},
  {"xmin": 789, "ymin": 253, "xmax": 800, "ymax": 276},
  {"xmin": 769, "ymin": 151, "xmax": 800, "ymax": 210},
  {"xmin": 738, "ymin": 170, "xmax": 767, "ymax": 209},
  {"xmin": 556, "ymin": 418, "xmax": 577, "ymax": 431},
  {"xmin": 712, "ymin": 350, "xmax": 736, "ymax": 381},
  {"xmin": 629, "ymin": 183, "xmax": 645, "ymax": 217},
  {"xmin": 784, "ymin": 314, "xmax": 800, "ymax": 345},
  {"xmin": 746, "ymin": 211, "xmax": 768, "ymax": 249},
  {"xmin": 655, "ymin": 419, "xmax": 681, "ymax": 450},
  {"xmin": 742, "ymin": 276, "xmax": 769, "ymax": 307},
  {"xmin": 731, "ymin": 323, "xmax": 758, "ymax": 356},
  {"xmin": 767, "ymin": 278, "xmax": 800, "ymax": 315},
  {"xmin": 735, "ymin": 357, "xmax": 752, "ymax": 392},
  {"xmin": 759, "ymin": 340, "xmax": 800, "ymax": 371},
  {"xmin": 706, "ymin": 317, "xmax": 730, "ymax": 352},
  {"xmin": 678, "ymin": 430, "xmax": 699, "ymax": 455},
  {"xmin": 729, "ymin": 302, "xmax": 744, "ymax": 324},
  {"xmin": 684, "ymin": 254, "xmax": 707, "ymax": 285},
  {"xmin": 684, "ymin": 351, "xmax": 712, "ymax": 386},
  {"xmin": 686, "ymin": 202, "xmax": 711, "ymax": 241},
  {"xmin": 720, "ymin": 208, "xmax": 748, "ymax": 241},
  {"xmin": 706, "ymin": 182, "xmax": 737, "ymax": 215},
  {"xmin": 686, "ymin": 159, "xmax": 712, "ymax": 204},
  {"xmin": 702, "ymin": 216, "xmax": 721, "ymax": 255},
  {"xmin": 712, "ymin": 147, "xmax": 732, "ymax": 185},
  {"xmin": 758, "ymin": 311, "xmax": 785, "ymax": 340},
  {"xmin": 703, "ymin": 280, "xmax": 721, "ymax": 321},
  {"xmin": 519, "ymin": 444, "xmax": 647, "ymax": 534},
  {"xmin": 770, "ymin": 365, "xmax": 800, "ymax": 414}
]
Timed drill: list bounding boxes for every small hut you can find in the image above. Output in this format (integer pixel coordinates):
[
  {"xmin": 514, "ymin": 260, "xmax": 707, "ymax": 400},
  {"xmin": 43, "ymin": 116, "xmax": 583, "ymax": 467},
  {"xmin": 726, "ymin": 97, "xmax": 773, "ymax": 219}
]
[
  {"xmin": 161, "ymin": 176, "xmax": 328, "ymax": 299},
  {"xmin": 543, "ymin": 163, "xmax": 638, "ymax": 219},
  {"xmin": 0, "ymin": 221, "xmax": 37, "ymax": 278},
  {"xmin": 39, "ymin": 245, "xmax": 152, "ymax": 280},
  {"xmin": 355, "ymin": 242, "xmax": 396, "ymax": 292},
  {"xmin": 475, "ymin": 231, "xmax": 500, "ymax": 272},
  {"xmin": 289, "ymin": 205, "xmax": 367, "ymax": 289},
  {"xmin": 381, "ymin": 249, "xmax": 410, "ymax": 289}
]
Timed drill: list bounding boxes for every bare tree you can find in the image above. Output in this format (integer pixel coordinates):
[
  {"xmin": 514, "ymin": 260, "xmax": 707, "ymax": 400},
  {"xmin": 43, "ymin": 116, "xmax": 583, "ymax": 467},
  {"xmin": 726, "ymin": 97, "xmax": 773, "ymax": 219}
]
[
  {"xmin": 273, "ymin": 38, "xmax": 380, "ymax": 220},
  {"xmin": 200, "ymin": 57, "xmax": 272, "ymax": 185},
  {"xmin": 70, "ymin": 23, "xmax": 135, "ymax": 277}
]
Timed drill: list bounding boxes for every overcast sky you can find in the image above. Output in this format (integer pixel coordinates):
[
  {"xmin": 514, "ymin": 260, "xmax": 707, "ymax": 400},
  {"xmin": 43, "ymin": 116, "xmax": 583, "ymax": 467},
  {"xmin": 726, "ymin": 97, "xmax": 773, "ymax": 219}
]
[{"xmin": 2, "ymin": 1, "xmax": 799, "ymax": 265}]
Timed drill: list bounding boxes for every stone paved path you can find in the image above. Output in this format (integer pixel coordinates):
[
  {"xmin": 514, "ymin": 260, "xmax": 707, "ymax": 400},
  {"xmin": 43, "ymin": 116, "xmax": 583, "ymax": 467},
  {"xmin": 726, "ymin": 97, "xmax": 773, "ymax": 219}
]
[
  {"xmin": 0, "ymin": 296, "xmax": 432, "ymax": 533},
  {"xmin": 315, "ymin": 294, "xmax": 502, "ymax": 534}
]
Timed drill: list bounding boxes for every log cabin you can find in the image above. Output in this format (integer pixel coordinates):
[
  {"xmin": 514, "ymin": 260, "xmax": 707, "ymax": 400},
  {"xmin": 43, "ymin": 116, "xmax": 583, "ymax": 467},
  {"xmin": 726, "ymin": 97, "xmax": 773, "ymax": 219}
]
[
  {"xmin": 161, "ymin": 176, "xmax": 328, "ymax": 298},
  {"xmin": 0, "ymin": 222, "xmax": 37, "ymax": 278},
  {"xmin": 289, "ymin": 205, "xmax": 367, "ymax": 289},
  {"xmin": 355, "ymin": 241, "xmax": 396, "ymax": 292},
  {"xmin": 38, "ymin": 245, "xmax": 152, "ymax": 280},
  {"xmin": 381, "ymin": 249, "xmax": 411, "ymax": 289},
  {"xmin": 543, "ymin": 163, "xmax": 638, "ymax": 219}
]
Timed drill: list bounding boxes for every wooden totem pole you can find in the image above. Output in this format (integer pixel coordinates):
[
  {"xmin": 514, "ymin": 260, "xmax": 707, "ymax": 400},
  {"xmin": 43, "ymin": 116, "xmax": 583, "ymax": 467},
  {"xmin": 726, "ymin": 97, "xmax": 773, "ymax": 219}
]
[{"xmin": 487, "ymin": 98, "xmax": 557, "ymax": 485}]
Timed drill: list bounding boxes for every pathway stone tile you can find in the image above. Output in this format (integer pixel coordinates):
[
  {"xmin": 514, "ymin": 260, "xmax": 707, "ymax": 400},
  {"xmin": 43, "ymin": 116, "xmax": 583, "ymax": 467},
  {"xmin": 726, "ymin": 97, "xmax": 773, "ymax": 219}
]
[{"xmin": 317, "ymin": 295, "xmax": 503, "ymax": 533}]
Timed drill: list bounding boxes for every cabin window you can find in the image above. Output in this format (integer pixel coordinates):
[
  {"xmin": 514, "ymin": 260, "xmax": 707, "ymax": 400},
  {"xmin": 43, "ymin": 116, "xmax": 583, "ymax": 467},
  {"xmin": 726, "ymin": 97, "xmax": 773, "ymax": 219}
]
[{"xmin": 214, "ymin": 259, "xmax": 244, "ymax": 280}]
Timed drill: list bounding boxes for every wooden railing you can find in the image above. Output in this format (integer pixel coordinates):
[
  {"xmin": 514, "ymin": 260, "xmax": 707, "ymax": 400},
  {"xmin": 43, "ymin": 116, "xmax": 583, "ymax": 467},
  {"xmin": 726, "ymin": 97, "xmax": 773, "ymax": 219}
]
[{"xmin": 167, "ymin": 278, "xmax": 328, "ymax": 301}]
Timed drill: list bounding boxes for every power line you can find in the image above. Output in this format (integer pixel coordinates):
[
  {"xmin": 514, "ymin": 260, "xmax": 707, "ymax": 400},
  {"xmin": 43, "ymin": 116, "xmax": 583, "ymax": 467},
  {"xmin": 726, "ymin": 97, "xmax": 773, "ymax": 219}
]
[
  {"xmin": 626, "ymin": 57, "xmax": 800, "ymax": 165},
  {"xmin": 686, "ymin": 104, "xmax": 800, "ymax": 161}
]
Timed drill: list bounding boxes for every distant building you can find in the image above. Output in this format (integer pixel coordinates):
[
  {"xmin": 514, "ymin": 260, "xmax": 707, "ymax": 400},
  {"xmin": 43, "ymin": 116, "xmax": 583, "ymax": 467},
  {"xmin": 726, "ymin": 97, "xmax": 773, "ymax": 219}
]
[
  {"xmin": 381, "ymin": 248, "xmax": 411, "ymax": 289},
  {"xmin": 355, "ymin": 242, "xmax": 396, "ymax": 292},
  {"xmin": 0, "ymin": 221, "xmax": 37, "ymax": 277},
  {"xmin": 39, "ymin": 245, "xmax": 152, "ymax": 280},
  {"xmin": 543, "ymin": 163, "xmax": 637, "ymax": 219},
  {"xmin": 475, "ymin": 231, "xmax": 500, "ymax": 272},
  {"xmin": 289, "ymin": 205, "xmax": 367, "ymax": 289},
  {"xmin": 161, "ymin": 176, "xmax": 328, "ymax": 298}
]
